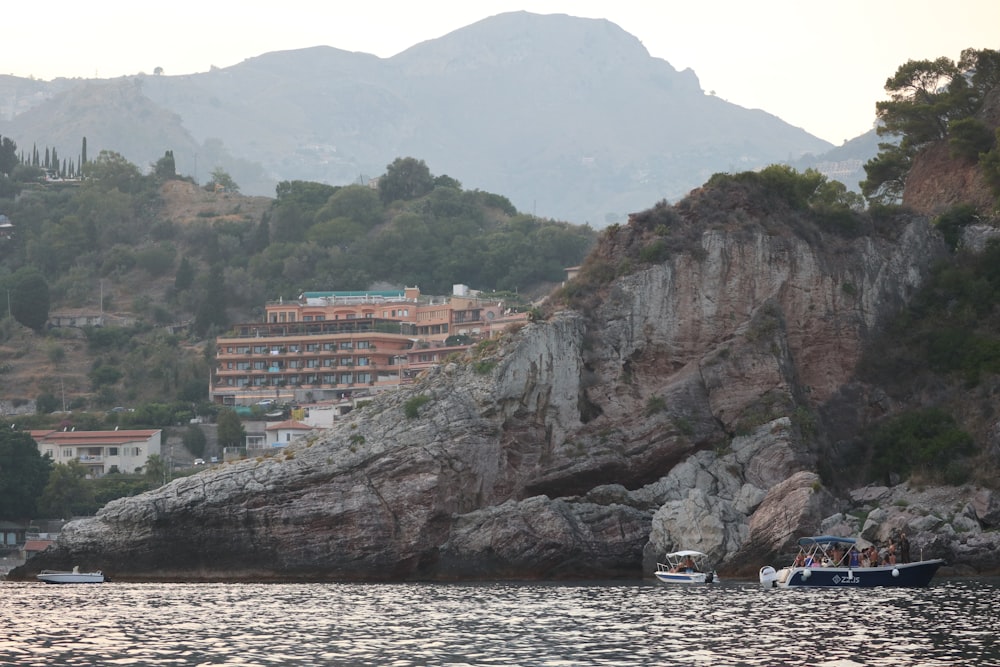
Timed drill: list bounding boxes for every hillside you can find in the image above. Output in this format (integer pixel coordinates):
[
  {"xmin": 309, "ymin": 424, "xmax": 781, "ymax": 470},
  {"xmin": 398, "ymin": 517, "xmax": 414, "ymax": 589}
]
[
  {"xmin": 0, "ymin": 182, "xmax": 271, "ymax": 410},
  {"xmin": 0, "ymin": 166, "xmax": 597, "ymax": 412}
]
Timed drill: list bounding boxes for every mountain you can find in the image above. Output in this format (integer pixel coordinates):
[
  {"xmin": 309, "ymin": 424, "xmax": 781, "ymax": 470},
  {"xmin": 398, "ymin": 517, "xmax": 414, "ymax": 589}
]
[{"xmin": 0, "ymin": 11, "xmax": 835, "ymax": 226}]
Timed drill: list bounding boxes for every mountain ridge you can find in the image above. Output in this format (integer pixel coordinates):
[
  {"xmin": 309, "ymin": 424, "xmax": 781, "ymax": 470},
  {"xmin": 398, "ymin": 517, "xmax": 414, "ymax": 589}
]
[{"xmin": 0, "ymin": 11, "xmax": 836, "ymax": 225}]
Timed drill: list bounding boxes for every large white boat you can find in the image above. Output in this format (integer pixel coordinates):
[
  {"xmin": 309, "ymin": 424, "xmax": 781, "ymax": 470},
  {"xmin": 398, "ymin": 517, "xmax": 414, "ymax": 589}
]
[
  {"xmin": 36, "ymin": 566, "xmax": 105, "ymax": 584},
  {"xmin": 759, "ymin": 535, "xmax": 943, "ymax": 589},
  {"xmin": 653, "ymin": 550, "xmax": 718, "ymax": 584}
]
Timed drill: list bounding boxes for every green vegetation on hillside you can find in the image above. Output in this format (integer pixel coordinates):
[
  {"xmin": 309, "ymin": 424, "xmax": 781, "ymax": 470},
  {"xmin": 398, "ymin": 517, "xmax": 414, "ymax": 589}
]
[
  {"xmin": 862, "ymin": 48, "xmax": 1000, "ymax": 205},
  {"xmin": 0, "ymin": 145, "xmax": 596, "ymax": 410}
]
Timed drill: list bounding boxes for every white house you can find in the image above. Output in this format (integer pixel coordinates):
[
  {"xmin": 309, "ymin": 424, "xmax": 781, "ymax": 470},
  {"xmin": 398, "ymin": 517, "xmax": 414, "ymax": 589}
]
[
  {"xmin": 263, "ymin": 420, "xmax": 313, "ymax": 447},
  {"xmin": 31, "ymin": 429, "xmax": 162, "ymax": 476}
]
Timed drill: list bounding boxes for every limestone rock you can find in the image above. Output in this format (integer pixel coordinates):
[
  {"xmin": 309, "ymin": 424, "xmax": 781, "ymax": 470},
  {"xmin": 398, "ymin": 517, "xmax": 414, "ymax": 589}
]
[{"xmin": 10, "ymin": 208, "xmax": 961, "ymax": 582}]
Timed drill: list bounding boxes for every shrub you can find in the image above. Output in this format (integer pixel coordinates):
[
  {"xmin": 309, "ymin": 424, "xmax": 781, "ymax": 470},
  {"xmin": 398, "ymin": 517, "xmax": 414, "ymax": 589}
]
[
  {"xmin": 404, "ymin": 394, "xmax": 431, "ymax": 419},
  {"xmin": 643, "ymin": 395, "xmax": 667, "ymax": 417},
  {"xmin": 869, "ymin": 408, "xmax": 974, "ymax": 483}
]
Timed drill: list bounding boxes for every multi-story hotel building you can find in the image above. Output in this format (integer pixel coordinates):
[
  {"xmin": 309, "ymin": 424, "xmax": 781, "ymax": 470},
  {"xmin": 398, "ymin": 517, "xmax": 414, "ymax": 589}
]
[{"xmin": 211, "ymin": 286, "xmax": 528, "ymax": 406}]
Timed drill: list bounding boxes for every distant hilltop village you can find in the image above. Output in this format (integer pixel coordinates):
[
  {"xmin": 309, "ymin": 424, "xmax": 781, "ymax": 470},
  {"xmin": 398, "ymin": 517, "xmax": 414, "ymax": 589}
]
[{"xmin": 212, "ymin": 285, "xmax": 529, "ymax": 409}]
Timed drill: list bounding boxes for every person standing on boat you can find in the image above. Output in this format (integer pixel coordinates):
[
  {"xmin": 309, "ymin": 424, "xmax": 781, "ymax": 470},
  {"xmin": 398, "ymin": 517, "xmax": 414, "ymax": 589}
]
[
  {"xmin": 848, "ymin": 546, "xmax": 860, "ymax": 568},
  {"xmin": 898, "ymin": 532, "xmax": 911, "ymax": 563},
  {"xmin": 831, "ymin": 543, "xmax": 844, "ymax": 566}
]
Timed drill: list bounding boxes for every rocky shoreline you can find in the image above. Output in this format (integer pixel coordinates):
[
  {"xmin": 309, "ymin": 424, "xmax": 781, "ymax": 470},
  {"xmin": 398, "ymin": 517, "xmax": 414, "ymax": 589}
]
[{"xmin": 10, "ymin": 207, "xmax": 1000, "ymax": 582}]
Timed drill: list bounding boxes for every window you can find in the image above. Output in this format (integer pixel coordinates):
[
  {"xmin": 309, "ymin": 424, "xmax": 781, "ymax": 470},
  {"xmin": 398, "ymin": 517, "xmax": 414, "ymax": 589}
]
[
  {"xmin": 63, "ymin": 448, "xmax": 74, "ymax": 457},
  {"xmin": 306, "ymin": 359, "xmax": 320, "ymax": 368},
  {"xmin": 339, "ymin": 342, "xmax": 353, "ymax": 350},
  {"xmin": 356, "ymin": 357, "xmax": 369, "ymax": 366},
  {"xmin": 356, "ymin": 341, "xmax": 370, "ymax": 349},
  {"xmin": 306, "ymin": 344, "xmax": 320, "ymax": 353},
  {"xmin": 253, "ymin": 361, "xmax": 267, "ymax": 370}
]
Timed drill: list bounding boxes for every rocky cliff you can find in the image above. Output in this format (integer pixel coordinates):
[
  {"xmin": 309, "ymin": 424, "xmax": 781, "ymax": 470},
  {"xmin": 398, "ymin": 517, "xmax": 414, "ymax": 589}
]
[{"xmin": 14, "ymin": 184, "xmax": 1000, "ymax": 581}]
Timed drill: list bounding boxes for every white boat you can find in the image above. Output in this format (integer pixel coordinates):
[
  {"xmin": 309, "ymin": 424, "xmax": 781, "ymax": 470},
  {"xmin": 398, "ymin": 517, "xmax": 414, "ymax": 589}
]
[
  {"xmin": 654, "ymin": 550, "xmax": 718, "ymax": 584},
  {"xmin": 759, "ymin": 535, "xmax": 943, "ymax": 589},
  {"xmin": 36, "ymin": 566, "xmax": 105, "ymax": 584}
]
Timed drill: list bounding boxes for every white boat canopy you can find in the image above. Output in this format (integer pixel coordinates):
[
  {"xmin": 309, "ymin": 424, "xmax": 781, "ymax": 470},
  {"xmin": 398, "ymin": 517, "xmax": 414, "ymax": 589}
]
[{"xmin": 666, "ymin": 550, "xmax": 708, "ymax": 558}]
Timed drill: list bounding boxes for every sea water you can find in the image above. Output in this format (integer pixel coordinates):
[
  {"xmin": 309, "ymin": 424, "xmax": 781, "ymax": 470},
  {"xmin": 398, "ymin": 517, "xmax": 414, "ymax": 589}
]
[{"xmin": 0, "ymin": 578, "xmax": 996, "ymax": 666}]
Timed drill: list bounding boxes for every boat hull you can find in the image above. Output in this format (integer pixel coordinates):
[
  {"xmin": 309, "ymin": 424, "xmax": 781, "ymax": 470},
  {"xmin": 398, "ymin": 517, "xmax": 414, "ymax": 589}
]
[
  {"xmin": 654, "ymin": 571, "xmax": 716, "ymax": 584},
  {"xmin": 36, "ymin": 572, "xmax": 105, "ymax": 584},
  {"xmin": 763, "ymin": 559, "xmax": 943, "ymax": 589}
]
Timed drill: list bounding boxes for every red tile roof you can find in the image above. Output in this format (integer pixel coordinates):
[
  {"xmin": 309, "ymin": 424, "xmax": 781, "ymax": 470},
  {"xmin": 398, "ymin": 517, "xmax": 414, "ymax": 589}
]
[
  {"xmin": 264, "ymin": 420, "xmax": 313, "ymax": 432},
  {"xmin": 24, "ymin": 540, "xmax": 53, "ymax": 552},
  {"xmin": 33, "ymin": 429, "xmax": 160, "ymax": 446}
]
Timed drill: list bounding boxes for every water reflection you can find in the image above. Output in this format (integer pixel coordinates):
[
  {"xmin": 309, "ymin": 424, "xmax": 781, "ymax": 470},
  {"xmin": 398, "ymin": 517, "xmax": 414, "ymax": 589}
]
[{"xmin": 0, "ymin": 578, "xmax": 996, "ymax": 665}]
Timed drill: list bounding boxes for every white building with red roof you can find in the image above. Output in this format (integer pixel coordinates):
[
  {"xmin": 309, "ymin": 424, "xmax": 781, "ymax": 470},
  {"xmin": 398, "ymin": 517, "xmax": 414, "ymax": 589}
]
[
  {"xmin": 263, "ymin": 420, "xmax": 313, "ymax": 448},
  {"xmin": 31, "ymin": 429, "xmax": 162, "ymax": 476}
]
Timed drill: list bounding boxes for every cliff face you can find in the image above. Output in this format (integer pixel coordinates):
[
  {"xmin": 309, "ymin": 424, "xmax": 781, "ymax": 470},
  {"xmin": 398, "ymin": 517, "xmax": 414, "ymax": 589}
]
[{"xmin": 16, "ymin": 206, "xmax": 998, "ymax": 581}]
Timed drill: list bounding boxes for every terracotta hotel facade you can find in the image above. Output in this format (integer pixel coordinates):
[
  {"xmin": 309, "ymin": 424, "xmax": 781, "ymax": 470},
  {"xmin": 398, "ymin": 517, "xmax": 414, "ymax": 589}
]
[{"xmin": 211, "ymin": 286, "xmax": 527, "ymax": 406}]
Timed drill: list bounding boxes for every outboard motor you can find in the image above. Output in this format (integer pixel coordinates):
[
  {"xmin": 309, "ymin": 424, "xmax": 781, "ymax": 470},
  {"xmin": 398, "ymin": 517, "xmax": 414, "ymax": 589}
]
[{"xmin": 759, "ymin": 565, "xmax": 778, "ymax": 589}]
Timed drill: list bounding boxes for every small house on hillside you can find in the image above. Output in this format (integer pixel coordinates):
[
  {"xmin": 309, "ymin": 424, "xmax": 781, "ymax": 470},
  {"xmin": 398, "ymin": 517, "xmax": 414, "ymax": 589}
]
[{"xmin": 264, "ymin": 420, "xmax": 313, "ymax": 447}]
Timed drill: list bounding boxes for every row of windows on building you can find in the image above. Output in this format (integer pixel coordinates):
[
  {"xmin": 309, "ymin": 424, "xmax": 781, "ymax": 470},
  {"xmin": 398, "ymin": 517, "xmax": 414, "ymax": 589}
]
[
  {"xmin": 269, "ymin": 310, "xmax": 412, "ymax": 323},
  {"xmin": 43, "ymin": 447, "xmax": 143, "ymax": 458},
  {"xmin": 223, "ymin": 357, "xmax": 374, "ymax": 370},
  {"xmin": 221, "ymin": 372, "xmax": 376, "ymax": 387},
  {"xmin": 222, "ymin": 340, "xmax": 375, "ymax": 355}
]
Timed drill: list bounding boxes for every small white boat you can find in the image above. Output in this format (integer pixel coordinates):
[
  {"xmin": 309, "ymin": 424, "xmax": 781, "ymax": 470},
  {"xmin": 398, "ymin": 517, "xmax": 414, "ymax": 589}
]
[
  {"xmin": 654, "ymin": 550, "xmax": 718, "ymax": 584},
  {"xmin": 36, "ymin": 566, "xmax": 105, "ymax": 584}
]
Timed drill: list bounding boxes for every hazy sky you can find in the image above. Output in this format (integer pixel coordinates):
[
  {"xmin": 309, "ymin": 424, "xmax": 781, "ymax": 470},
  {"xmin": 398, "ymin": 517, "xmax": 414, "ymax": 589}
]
[{"xmin": 5, "ymin": 0, "xmax": 997, "ymax": 144}]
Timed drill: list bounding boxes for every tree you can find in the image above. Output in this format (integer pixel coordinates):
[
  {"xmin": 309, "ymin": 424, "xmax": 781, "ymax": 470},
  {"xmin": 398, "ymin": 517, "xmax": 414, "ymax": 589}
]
[
  {"xmin": 316, "ymin": 184, "xmax": 383, "ymax": 229},
  {"xmin": 377, "ymin": 157, "xmax": 434, "ymax": 204},
  {"xmin": 216, "ymin": 408, "xmax": 245, "ymax": 448},
  {"xmin": 182, "ymin": 424, "xmax": 207, "ymax": 458},
  {"xmin": 174, "ymin": 256, "xmax": 195, "ymax": 291},
  {"xmin": 864, "ymin": 48, "xmax": 1000, "ymax": 205},
  {"xmin": 82, "ymin": 150, "xmax": 142, "ymax": 193},
  {"xmin": 144, "ymin": 453, "xmax": 167, "ymax": 486},
  {"xmin": 0, "ymin": 430, "xmax": 53, "ymax": 520},
  {"xmin": 5, "ymin": 267, "xmax": 50, "ymax": 331},
  {"xmin": 193, "ymin": 264, "xmax": 228, "ymax": 336},
  {"xmin": 154, "ymin": 150, "xmax": 176, "ymax": 179},
  {"xmin": 37, "ymin": 461, "xmax": 92, "ymax": 519},
  {"xmin": 0, "ymin": 136, "xmax": 18, "ymax": 176},
  {"xmin": 207, "ymin": 167, "xmax": 239, "ymax": 193}
]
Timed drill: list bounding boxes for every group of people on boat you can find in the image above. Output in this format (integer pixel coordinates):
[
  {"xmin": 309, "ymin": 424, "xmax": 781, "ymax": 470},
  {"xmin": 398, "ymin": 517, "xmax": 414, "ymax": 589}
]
[
  {"xmin": 667, "ymin": 555, "xmax": 697, "ymax": 573},
  {"xmin": 793, "ymin": 533, "xmax": 911, "ymax": 568}
]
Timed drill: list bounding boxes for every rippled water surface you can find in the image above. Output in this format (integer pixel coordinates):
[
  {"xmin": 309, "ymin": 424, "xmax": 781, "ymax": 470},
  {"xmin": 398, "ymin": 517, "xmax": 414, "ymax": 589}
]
[{"xmin": 1, "ymin": 578, "xmax": 997, "ymax": 666}]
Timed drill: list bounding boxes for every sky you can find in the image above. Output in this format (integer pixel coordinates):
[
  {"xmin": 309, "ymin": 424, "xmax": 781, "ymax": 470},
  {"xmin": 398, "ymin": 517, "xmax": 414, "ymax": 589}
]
[{"xmin": 5, "ymin": 0, "xmax": 998, "ymax": 145}]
